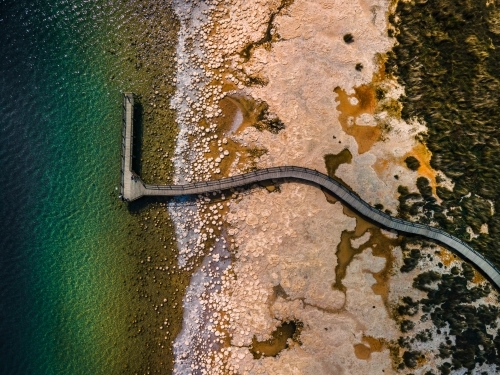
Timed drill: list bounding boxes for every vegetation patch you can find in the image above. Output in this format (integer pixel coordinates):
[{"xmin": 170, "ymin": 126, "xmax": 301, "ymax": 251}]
[
  {"xmin": 343, "ymin": 33, "xmax": 354, "ymax": 44},
  {"xmin": 387, "ymin": 0, "xmax": 500, "ymax": 267},
  {"xmin": 391, "ymin": 253, "xmax": 500, "ymax": 373},
  {"xmin": 404, "ymin": 156, "xmax": 420, "ymax": 171}
]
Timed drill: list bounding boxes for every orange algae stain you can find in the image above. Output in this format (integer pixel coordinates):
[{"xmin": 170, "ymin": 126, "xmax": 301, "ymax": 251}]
[
  {"xmin": 436, "ymin": 249, "xmax": 457, "ymax": 267},
  {"xmin": 221, "ymin": 80, "xmax": 238, "ymax": 93},
  {"xmin": 219, "ymin": 96, "xmax": 250, "ymax": 134},
  {"xmin": 417, "ymin": 355, "xmax": 428, "ymax": 367},
  {"xmin": 199, "ymin": 91, "xmax": 269, "ymax": 177},
  {"xmin": 369, "ymin": 228, "xmax": 398, "ymax": 303},
  {"xmin": 216, "ymin": 93, "xmax": 268, "ymax": 135},
  {"xmin": 404, "ymin": 143, "xmax": 438, "ymax": 193},
  {"xmin": 372, "ymin": 156, "xmax": 400, "ymax": 197},
  {"xmin": 364, "ymin": 336, "xmax": 383, "ymax": 352},
  {"xmin": 472, "ymin": 269, "xmax": 486, "ymax": 284},
  {"xmin": 372, "ymin": 140, "xmax": 440, "ymax": 200},
  {"xmin": 335, "ymin": 206, "xmax": 399, "ymax": 305},
  {"xmin": 334, "ymin": 85, "xmax": 382, "ymax": 154},
  {"xmin": 354, "ymin": 336, "xmax": 384, "ymax": 360},
  {"xmin": 333, "ymin": 206, "xmax": 372, "ymax": 293},
  {"xmin": 217, "ymin": 95, "xmax": 240, "ymax": 132},
  {"xmin": 354, "ymin": 343, "xmax": 372, "ymax": 359},
  {"xmin": 372, "ymin": 157, "xmax": 390, "ymax": 177}
]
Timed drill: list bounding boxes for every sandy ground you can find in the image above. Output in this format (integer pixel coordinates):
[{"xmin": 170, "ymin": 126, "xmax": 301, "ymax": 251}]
[{"xmin": 165, "ymin": 0, "xmax": 500, "ymax": 374}]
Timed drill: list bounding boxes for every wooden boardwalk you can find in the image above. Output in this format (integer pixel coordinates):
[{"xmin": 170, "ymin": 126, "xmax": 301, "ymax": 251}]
[
  {"xmin": 120, "ymin": 93, "xmax": 144, "ymax": 201},
  {"xmin": 120, "ymin": 93, "xmax": 500, "ymax": 290}
]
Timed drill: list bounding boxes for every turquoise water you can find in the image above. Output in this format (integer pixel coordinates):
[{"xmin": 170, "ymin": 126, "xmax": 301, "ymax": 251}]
[{"xmin": 0, "ymin": 1, "xmax": 159, "ymax": 373}]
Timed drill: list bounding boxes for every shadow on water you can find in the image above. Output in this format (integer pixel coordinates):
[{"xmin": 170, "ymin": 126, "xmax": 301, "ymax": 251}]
[
  {"xmin": 127, "ymin": 195, "xmax": 199, "ymax": 214},
  {"xmin": 128, "ymin": 196, "xmax": 169, "ymax": 213},
  {"xmin": 131, "ymin": 99, "xmax": 144, "ymax": 176}
]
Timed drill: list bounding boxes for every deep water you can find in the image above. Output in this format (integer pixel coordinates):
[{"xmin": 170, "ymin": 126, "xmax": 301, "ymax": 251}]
[{"xmin": 0, "ymin": 0, "xmax": 176, "ymax": 373}]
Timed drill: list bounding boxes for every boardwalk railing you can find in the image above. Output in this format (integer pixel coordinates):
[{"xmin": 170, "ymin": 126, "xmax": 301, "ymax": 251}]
[{"xmin": 120, "ymin": 94, "xmax": 500, "ymax": 289}]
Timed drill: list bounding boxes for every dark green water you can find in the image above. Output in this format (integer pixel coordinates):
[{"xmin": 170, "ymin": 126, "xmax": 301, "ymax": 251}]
[{"xmin": 0, "ymin": 1, "xmax": 172, "ymax": 373}]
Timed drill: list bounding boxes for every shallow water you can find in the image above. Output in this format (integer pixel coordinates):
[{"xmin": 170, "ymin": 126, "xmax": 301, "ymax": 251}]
[{"xmin": 0, "ymin": 1, "xmax": 178, "ymax": 373}]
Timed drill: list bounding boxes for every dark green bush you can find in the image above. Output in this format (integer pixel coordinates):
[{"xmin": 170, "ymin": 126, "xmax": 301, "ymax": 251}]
[
  {"xmin": 403, "ymin": 250, "xmax": 421, "ymax": 272},
  {"xmin": 343, "ymin": 33, "xmax": 354, "ymax": 44},
  {"xmin": 400, "ymin": 319, "xmax": 415, "ymax": 333},
  {"xmin": 402, "ymin": 350, "xmax": 422, "ymax": 368},
  {"xmin": 436, "ymin": 186, "xmax": 453, "ymax": 200},
  {"xmin": 462, "ymin": 263, "xmax": 475, "ymax": 281},
  {"xmin": 410, "ymin": 268, "xmax": 499, "ymax": 370},
  {"xmin": 405, "ymin": 156, "xmax": 421, "ymax": 171},
  {"xmin": 439, "ymin": 343, "xmax": 452, "ymax": 359},
  {"xmin": 416, "ymin": 177, "xmax": 433, "ymax": 199},
  {"xmin": 415, "ymin": 329, "xmax": 432, "ymax": 342},
  {"xmin": 438, "ymin": 362, "xmax": 451, "ymax": 375},
  {"xmin": 413, "ymin": 271, "xmax": 441, "ymax": 291},
  {"xmin": 398, "ymin": 296, "xmax": 419, "ymax": 315}
]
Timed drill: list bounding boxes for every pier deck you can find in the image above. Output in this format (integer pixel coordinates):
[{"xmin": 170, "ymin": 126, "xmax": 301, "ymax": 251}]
[{"xmin": 120, "ymin": 92, "xmax": 146, "ymax": 201}]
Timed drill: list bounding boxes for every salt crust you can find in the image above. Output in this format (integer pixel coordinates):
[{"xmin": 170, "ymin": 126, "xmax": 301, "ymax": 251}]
[
  {"xmin": 350, "ymin": 231, "xmax": 371, "ymax": 249},
  {"xmin": 166, "ymin": 0, "xmax": 420, "ymax": 372},
  {"xmin": 163, "ymin": 0, "xmax": 500, "ymax": 374}
]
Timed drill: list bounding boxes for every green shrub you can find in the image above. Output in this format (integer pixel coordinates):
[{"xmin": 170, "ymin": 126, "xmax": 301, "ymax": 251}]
[
  {"xmin": 405, "ymin": 156, "xmax": 421, "ymax": 171},
  {"xmin": 416, "ymin": 177, "xmax": 433, "ymax": 199},
  {"xmin": 402, "ymin": 350, "xmax": 422, "ymax": 368},
  {"xmin": 415, "ymin": 329, "xmax": 432, "ymax": 342},
  {"xmin": 343, "ymin": 33, "xmax": 354, "ymax": 44},
  {"xmin": 401, "ymin": 319, "xmax": 415, "ymax": 333}
]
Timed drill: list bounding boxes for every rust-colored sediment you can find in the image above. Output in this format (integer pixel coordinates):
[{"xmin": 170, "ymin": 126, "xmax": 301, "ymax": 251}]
[
  {"xmin": 372, "ymin": 157, "xmax": 391, "ymax": 178},
  {"xmin": 436, "ymin": 248, "xmax": 457, "ymax": 267},
  {"xmin": 334, "ymin": 85, "xmax": 382, "ymax": 154},
  {"xmin": 371, "ymin": 234, "xmax": 396, "ymax": 302},
  {"xmin": 404, "ymin": 143, "xmax": 438, "ymax": 193},
  {"xmin": 354, "ymin": 336, "xmax": 384, "ymax": 360},
  {"xmin": 196, "ymin": 93, "xmax": 269, "ymax": 177},
  {"xmin": 217, "ymin": 94, "xmax": 267, "ymax": 135},
  {"xmin": 217, "ymin": 96, "xmax": 241, "ymax": 133},
  {"xmin": 334, "ymin": 206, "xmax": 399, "ymax": 305},
  {"xmin": 472, "ymin": 269, "xmax": 486, "ymax": 284},
  {"xmin": 354, "ymin": 343, "xmax": 372, "ymax": 360}
]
